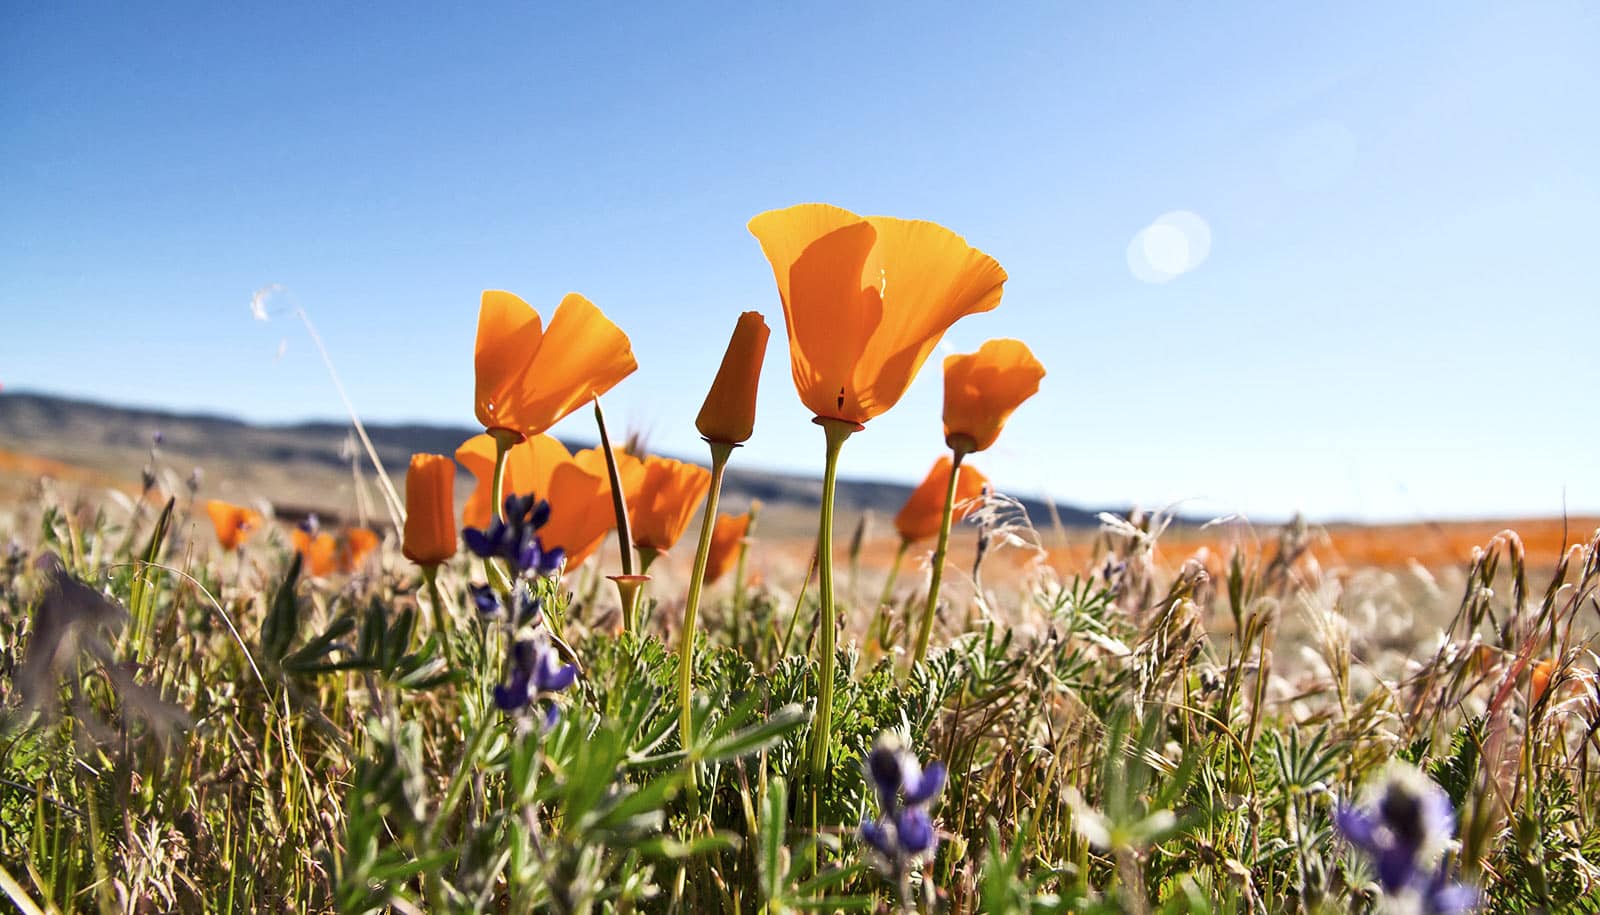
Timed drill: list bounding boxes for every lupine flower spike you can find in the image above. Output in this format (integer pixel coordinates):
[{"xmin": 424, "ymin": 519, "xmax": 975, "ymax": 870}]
[
  {"xmin": 1334, "ymin": 763, "xmax": 1478, "ymax": 913},
  {"xmin": 492, "ymin": 632, "xmax": 577, "ymax": 731},
  {"xmin": 860, "ymin": 734, "xmax": 947, "ymax": 911}
]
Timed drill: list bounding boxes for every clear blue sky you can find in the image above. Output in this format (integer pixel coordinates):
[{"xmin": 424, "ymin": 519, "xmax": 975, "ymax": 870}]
[{"xmin": 3, "ymin": 2, "xmax": 1597, "ymax": 522}]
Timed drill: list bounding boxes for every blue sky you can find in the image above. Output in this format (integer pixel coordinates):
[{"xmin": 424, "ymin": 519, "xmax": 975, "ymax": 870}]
[{"xmin": 3, "ymin": 2, "xmax": 1596, "ymax": 522}]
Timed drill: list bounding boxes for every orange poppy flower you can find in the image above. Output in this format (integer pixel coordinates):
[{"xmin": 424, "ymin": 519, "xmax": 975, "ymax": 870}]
[
  {"xmin": 704, "ymin": 511, "xmax": 752, "ymax": 585},
  {"xmin": 1532, "ymin": 658, "xmax": 1555, "ymax": 705},
  {"xmin": 402, "ymin": 453, "xmax": 457, "ymax": 566},
  {"xmin": 894, "ymin": 457, "xmax": 990, "ymax": 544},
  {"xmin": 292, "ymin": 526, "xmax": 381, "ymax": 577},
  {"xmin": 457, "ymin": 433, "xmax": 618, "ymax": 569},
  {"xmin": 696, "ymin": 311, "xmax": 771, "ymax": 445},
  {"xmin": 206, "ymin": 500, "xmax": 262, "ymax": 552},
  {"xmin": 628, "ymin": 455, "xmax": 712, "ymax": 554},
  {"xmin": 943, "ymin": 338, "xmax": 1046, "ymax": 454},
  {"xmin": 748, "ymin": 203, "xmax": 1007, "ymax": 425},
  {"xmin": 474, "ymin": 290, "xmax": 638, "ymax": 439}
]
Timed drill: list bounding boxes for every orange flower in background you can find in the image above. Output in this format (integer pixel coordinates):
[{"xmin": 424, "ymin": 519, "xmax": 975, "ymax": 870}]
[
  {"xmin": 292, "ymin": 526, "xmax": 380, "ymax": 577},
  {"xmin": 696, "ymin": 311, "xmax": 771, "ymax": 445},
  {"xmin": 402, "ymin": 453, "xmax": 456, "ymax": 566},
  {"xmin": 748, "ymin": 203, "xmax": 1007, "ymax": 425},
  {"xmin": 704, "ymin": 511, "xmax": 752, "ymax": 585},
  {"xmin": 894, "ymin": 457, "xmax": 990, "ymax": 544},
  {"xmin": 943, "ymin": 339, "xmax": 1045, "ymax": 454},
  {"xmin": 1532, "ymin": 658, "xmax": 1556, "ymax": 705},
  {"xmin": 457, "ymin": 433, "xmax": 618, "ymax": 568},
  {"xmin": 628, "ymin": 455, "xmax": 712, "ymax": 553},
  {"xmin": 206, "ymin": 500, "xmax": 262, "ymax": 551},
  {"xmin": 474, "ymin": 290, "xmax": 638, "ymax": 438}
]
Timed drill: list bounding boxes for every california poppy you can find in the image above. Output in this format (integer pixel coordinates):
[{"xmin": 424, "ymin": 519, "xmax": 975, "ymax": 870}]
[
  {"xmin": 402, "ymin": 453, "xmax": 457, "ymax": 566},
  {"xmin": 696, "ymin": 311, "xmax": 770, "ymax": 446},
  {"xmin": 628, "ymin": 455, "xmax": 711, "ymax": 556},
  {"xmin": 704, "ymin": 511, "xmax": 753, "ymax": 586},
  {"xmin": 292, "ymin": 526, "xmax": 380, "ymax": 577},
  {"xmin": 942, "ymin": 339, "xmax": 1046, "ymax": 454},
  {"xmin": 1532, "ymin": 658, "xmax": 1556, "ymax": 706},
  {"xmin": 206, "ymin": 500, "xmax": 262, "ymax": 552},
  {"xmin": 457, "ymin": 433, "xmax": 618, "ymax": 569},
  {"xmin": 748, "ymin": 203, "xmax": 1007, "ymax": 425},
  {"xmin": 894, "ymin": 457, "xmax": 991, "ymax": 545},
  {"xmin": 474, "ymin": 290, "xmax": 638, "ymax": 439}
]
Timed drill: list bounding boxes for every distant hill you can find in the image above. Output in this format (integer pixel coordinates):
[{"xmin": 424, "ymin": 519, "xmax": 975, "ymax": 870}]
[{"xmin": 0, "ymin": 389, "xmax": 1106, "ymax": 532}]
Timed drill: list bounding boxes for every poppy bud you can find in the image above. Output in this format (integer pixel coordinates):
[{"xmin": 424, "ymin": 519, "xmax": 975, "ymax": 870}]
[
  {"xmin": 695, "ymin": 311, "xmax": 770, "ymax": 445},
  {"xmin": 402, "ymin": 453, "xmax": 457, "ymax": 566}
]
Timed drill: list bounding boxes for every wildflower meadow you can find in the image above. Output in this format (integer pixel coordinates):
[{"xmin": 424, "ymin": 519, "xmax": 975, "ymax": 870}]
[{"xmin": 4, "ymin": 202, "xmax": 1600, "ymax": 915}]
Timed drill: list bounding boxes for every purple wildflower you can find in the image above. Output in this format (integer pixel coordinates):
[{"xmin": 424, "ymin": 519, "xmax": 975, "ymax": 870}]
[
  {"xmin": 859, "ymin": 734, "xmax": 945, "ymax": 871},
  {"xmin": 1335, "ymin": 764, "xmax": 1477, "ymax": 913}
]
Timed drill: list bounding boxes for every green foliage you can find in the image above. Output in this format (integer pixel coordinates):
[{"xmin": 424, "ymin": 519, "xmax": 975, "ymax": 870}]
[{"xmin": 1, "ymin": 489, "xmax": 1597, "ymax": 913}]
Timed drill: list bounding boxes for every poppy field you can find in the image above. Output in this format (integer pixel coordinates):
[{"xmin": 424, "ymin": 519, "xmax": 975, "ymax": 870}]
[{"xmin": 4, "ymin": 203, "xmax": 1600, "ymax": 914}]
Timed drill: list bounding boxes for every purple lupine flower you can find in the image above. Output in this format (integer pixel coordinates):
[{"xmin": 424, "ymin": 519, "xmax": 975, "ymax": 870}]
[
  {"xmin": 470, "ymin": 581, "xmax": 543, "ymax": 627},
  {"xmin": 462, "ymin": 492, "xmax": 565, "ymax": 577},
  {"xmin": 1335, "ymin": 764, "xmax": 1477, "ymax": 912},
  {"xmin": 492, "ymin": 633, "xmax": 577, "ymax": 724},
  {"xmin": 859, "ymin": 734, "xmax": 945, "ymax": 873}
]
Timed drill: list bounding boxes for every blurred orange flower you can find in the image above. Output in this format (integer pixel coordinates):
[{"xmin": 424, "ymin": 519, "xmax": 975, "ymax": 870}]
[
  {"xmin": 704, "ymin": 511, "xmax": 752, "ymax": 585},
  {"xmin": 748, "ymin": 203, "xmax": 1007, "ymax": 425},
  {"xmin": 629, "ymin": 455, "xmax": 712, "ymax": 554},
  {"xmin": 206, "ymin": 500, "xmax": 262, "ymax": 552},
  {"xmin": 457, "ymin": 433, "xmax": 618, "ymax": 568},
  {"xmin": 474, "ymin": 290, "xmax": 638, "ymax": 439},
  {"xmin": 402, "ymin": 453, "xmax": 456, "ymax": 566},
  {"xmin": 943, "ymin": 338, "xmax": 1045, "ymax": 454},
  {"xmin": 1532, "ymin": 658, "xmax": 1555, "ymax": 705},
  {"xmin": 292, "ymin": 526, "xmax": 380, "ymax": 577},
  {"xmin": 894, "ymin": 457, "xmax": 990, "ymax": 544},
  {"xmin": 696, "ymin": 311, "xmax": 770, "ymax": 445}
]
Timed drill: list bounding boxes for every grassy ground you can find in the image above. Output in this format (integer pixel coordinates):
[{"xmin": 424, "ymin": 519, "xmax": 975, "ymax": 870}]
[{"xmin": 2, "ymin": 469, "xmax": 1598, "ymax": 913}]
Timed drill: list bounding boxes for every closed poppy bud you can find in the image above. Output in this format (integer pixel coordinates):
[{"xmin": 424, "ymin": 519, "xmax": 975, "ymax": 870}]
[
  {"xmin": 894, "ymin": 457, "xmax": 989, "ymax": 544},
  {"xmin": 206, "ymin": 500, "xmax": 262, "ymax": 552},
  {"xmin": 696, "ymin": 311, "xmax": 770, "ymax": 445},
  {"xmin": 704, "ymin": 511, "xmax": 752, "ymax": 585},
  {"xmin": 403, "ymin": 453, "xmax": 457, "ymax": 566},
  {"xmin": 942, "ymin": 339, "xmax": 1045, "ymax": 454}
]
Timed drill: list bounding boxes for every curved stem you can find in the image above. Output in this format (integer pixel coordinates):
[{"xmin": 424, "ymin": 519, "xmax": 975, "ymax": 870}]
[
  {"xmin": 679, "ymin": 443, "xmax": 733, "ymax": 752},
  {"xmin": 730, "ymin": 501, "xmax": 759, "ymax": 652},
  {"xmin": 806, "ymin": 419, "xmax": 855, "ymax": 788},
  {"xmin": 488, "ymin": 428, "xmax": 520, "ymax": 523},
  {"xmin": 912, "ymin": 448, "xmax": 967, "ymax": 665}
]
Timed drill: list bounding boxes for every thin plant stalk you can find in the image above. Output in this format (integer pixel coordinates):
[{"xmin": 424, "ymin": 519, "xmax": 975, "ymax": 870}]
[
  {"xmin": 678, "ymin": 442, "xmax": 734, "ymax": 755},
  {"xmin": 593, "ymin": 398, "xmax": 642, "ymax": 630},
  {"xmin": 730, "ymin": 501, "xmax": 759, "ymax": 651},
  {"xmin": 806, "ymin": 418, "xmax": 857, "ymax": 786},
  {"xmin": 422, "ymin": 565, "xmax": 456, "ymax": 667},
  {"xmin": 912, "ymin": 447, "xmax": 970, "ymax": 665},
  {"xmin": 873, "ymin": 538, "xmax": 910, "ymax": 649}
]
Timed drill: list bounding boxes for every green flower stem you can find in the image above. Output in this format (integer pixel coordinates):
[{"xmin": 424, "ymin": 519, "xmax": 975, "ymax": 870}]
[
  {"xmin": 678, "ymin": 442, "xmax": 734, "ymax": 766},
  {"xmin": 873, "ymin": 538, "xmax": 910, "ymax": 649},
  {"xmin": 806, "ymin": 418, "xmax": 856, "ymax": 785},
  {"xmin": 488, "ymin": 428, "xmax": 521, "ymax": 523},
  {"xmin": 912, "ymin": 446, "xmax": 969, "ymax": 665},
  {"xmin": 730, "ymin": 501, "xmax": 759, "ymax": 651},
  {"xmin": 421, "ymin": 564, "xmax": 456, "ymax": 667}
]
